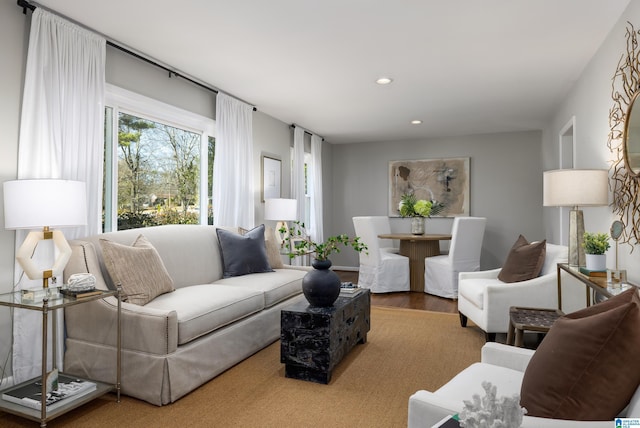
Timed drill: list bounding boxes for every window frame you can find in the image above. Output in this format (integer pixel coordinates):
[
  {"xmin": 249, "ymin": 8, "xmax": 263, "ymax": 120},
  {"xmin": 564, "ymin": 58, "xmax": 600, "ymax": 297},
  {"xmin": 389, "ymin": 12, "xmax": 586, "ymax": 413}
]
[{"xmin": 104, "ymin": 84, "xmax": 215, "ymax": 231}]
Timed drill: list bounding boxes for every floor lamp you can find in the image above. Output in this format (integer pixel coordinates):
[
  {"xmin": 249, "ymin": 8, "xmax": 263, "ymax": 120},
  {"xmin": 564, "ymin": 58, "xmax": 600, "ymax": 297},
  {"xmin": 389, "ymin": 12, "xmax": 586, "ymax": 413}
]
[
  {"xmin": 3, "ymin": 179, "xmax": 87, "ymax": 289},
  {"xmin": 543, "ymin": 169, "xmax": 608, "ymax": 266}
]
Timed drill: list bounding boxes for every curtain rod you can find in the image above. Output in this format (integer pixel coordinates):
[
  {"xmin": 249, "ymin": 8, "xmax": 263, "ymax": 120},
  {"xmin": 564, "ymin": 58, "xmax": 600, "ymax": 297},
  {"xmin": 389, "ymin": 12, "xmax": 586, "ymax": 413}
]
[
  {"xmin": 16, "ymin": 0, "xmax": 257, "ymax": 111},
  {"xmin": 290, "ymin": 124, "xmax": 324, "ymax": 141}
]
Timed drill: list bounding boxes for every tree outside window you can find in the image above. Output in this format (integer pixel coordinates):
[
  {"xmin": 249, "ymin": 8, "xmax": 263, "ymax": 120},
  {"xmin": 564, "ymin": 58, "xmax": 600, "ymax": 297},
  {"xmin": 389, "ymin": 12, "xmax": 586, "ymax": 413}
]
[{"xmin": 113, "ymin": 113, "xmax": 203, "ymax": 230}]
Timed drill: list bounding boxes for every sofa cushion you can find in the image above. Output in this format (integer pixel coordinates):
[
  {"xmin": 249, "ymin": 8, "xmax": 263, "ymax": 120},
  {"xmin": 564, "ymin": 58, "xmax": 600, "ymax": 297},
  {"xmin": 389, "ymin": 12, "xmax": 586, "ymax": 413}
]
[
  {"xmin": 498, "ymin": 235, "xmax": 546, "ymax": 283},
  {"xmin": 216, "ymin": 268, "xmax": 305, "ymax": 308},
  {"xmin": 144, "ymin": 283, "xmax": 265, "ymax": 345},
  {"xmin": 520, "ymin": 287, "xmax": 640, "ymax": 420},
  {"xmin": 100, "ymin": 235, "xmax": 174, "ymax": 306},
  {"xmin": 216, "ymin": 224, "xmax": 274, "ymax": 278}
]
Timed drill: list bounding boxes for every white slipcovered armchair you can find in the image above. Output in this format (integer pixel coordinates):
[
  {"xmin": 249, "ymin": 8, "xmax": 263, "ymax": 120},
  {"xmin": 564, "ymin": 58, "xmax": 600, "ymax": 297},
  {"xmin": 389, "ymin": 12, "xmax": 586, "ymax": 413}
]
[
  {"xmin": 352, "ymin": 216, "xmax": 410, "ymax": 293},
  {"xmin": 457, "ymin": 243, "xmax": 567, "ymax": 341},
  {"xmin": 408, "ymin": 343, "xmax": 640, "ymax": 428}
]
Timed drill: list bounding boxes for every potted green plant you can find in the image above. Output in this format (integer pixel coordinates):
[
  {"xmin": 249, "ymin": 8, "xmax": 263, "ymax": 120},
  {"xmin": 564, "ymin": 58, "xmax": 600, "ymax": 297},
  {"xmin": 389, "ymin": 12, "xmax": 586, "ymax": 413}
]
[
  {"xmin": 279, "ymin": 221, "xmax": 368, "ymax": 307},
  {"xmin": 582, "ymin": 232, "xmax": 610, "ymax": 271}
]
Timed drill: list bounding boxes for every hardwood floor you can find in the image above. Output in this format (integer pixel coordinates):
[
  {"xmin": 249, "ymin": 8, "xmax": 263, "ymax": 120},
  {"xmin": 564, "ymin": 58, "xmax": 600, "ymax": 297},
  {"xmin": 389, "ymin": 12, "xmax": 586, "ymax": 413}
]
[{"xmin": 335, "ymin": 270, "xmax": 458, "ymax": 314}]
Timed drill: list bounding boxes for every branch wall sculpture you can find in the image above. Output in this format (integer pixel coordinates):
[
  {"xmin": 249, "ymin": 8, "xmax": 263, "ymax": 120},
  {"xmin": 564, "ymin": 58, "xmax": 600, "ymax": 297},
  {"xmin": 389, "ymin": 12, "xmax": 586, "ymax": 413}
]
[{"xmin": 608, "ymin": 22, "xmax": 640, "ymax": 249}]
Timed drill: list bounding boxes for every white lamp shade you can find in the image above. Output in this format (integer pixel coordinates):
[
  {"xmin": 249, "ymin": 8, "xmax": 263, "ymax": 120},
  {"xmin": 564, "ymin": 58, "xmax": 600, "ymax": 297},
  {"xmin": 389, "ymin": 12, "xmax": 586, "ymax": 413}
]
[
  {"xmin": 543, "ymin": 169, "xmax": 608, "ymax": 207},
  {"xmin": 264, "ymin": 198, "xmax": 297, "ymax": 221},
  {"xmin": 3, "ymin": 179, "xmax": 87, "ymax": 229}
]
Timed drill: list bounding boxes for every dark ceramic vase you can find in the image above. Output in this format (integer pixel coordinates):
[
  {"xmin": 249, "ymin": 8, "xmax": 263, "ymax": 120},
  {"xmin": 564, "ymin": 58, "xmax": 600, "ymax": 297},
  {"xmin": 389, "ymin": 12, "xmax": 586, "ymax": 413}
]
[{"xmin": 302, "ymin": 259, "xmax": 341, "ymax": 307}]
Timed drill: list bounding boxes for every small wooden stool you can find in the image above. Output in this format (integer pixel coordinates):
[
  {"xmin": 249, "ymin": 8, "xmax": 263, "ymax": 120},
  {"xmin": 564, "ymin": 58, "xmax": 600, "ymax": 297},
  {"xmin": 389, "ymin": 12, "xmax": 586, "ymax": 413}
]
[{"xmin": 506, "ymin": 307, "xmax": 564, "ymax": 347}]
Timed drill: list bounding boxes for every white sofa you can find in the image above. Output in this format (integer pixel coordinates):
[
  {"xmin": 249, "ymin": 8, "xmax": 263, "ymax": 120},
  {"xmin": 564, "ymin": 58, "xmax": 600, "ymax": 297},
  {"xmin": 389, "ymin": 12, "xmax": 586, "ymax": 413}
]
[
  {"xmin": 408, "ymin": 343, "xmax": 640, "ymax": 428},
  {"xmin": 62, "ymin": 224, "xmax": 307, "ymax": 406}
]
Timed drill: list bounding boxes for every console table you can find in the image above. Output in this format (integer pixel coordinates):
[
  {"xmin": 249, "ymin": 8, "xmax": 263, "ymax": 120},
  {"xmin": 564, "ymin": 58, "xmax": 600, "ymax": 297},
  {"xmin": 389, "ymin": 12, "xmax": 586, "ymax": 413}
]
[
  {"xmin": 556, "ymin": 263, "xmax": 636, "ymax": 310},
  {"xmin": 280, "ymin": 289, "xmax": 370, "ymax": 384},
  {"xmin": 377, "ymin": 233, "xmax": 451, "ymax": 292}
]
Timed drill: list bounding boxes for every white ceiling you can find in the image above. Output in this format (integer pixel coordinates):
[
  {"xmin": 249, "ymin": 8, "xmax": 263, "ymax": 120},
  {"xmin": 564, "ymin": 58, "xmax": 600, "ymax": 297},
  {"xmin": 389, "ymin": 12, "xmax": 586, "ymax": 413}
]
[{"xmin": 35, "ymin": 0, "xmax": 631, "ymax": 144}]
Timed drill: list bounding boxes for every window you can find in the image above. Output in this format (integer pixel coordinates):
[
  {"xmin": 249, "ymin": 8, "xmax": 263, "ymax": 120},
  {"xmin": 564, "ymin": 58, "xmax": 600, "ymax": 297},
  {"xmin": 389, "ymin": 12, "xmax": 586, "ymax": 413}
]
[{"xmin": 104, "ymin": 84, "xmax": 215, "ymax": 231}]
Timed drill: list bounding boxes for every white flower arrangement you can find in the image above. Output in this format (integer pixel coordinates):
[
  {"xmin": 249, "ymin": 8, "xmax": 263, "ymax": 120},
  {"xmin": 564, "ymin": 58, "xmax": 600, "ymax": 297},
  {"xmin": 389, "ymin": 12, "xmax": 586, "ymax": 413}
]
[{"xmin": 459, "ymin": 381, "xmax": 526, "ymax": 428}]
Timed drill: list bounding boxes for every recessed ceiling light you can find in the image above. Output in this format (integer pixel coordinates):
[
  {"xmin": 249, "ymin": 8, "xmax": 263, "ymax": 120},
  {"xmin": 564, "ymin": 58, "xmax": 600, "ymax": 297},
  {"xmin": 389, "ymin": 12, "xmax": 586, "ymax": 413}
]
[
  {"xmin": 411, "ymin": 120, "xmax": 423, "ymax": 125},
  {"xmin": 376, "ymin": 77, "xmax": 393, "ymax": 85}
]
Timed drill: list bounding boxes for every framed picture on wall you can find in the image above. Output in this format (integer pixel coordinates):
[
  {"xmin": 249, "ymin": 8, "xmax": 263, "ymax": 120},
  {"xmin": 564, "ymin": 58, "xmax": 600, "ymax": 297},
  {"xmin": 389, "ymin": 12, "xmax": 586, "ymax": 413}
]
[
  {"xmin": 388, "ymin": 157, "xmax": 470, "ymax": 217},
  {"xmin": 262, "ymin": 154, "xmax": 281, "ymax": 202}
]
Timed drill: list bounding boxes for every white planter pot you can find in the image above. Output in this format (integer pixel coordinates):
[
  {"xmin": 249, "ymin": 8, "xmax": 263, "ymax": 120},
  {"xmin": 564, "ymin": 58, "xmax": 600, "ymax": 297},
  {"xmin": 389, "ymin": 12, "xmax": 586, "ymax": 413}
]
[{"xmin": 585, "ymin": 254, "xmax": 606, "ymax": 271}]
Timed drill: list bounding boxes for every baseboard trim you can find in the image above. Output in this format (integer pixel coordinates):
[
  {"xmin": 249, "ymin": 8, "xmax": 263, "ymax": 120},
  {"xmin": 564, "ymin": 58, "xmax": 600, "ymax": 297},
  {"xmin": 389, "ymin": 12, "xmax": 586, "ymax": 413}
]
[{"xmin": 332, "ymin": 266, "xmax": 358, "ymax": 271}]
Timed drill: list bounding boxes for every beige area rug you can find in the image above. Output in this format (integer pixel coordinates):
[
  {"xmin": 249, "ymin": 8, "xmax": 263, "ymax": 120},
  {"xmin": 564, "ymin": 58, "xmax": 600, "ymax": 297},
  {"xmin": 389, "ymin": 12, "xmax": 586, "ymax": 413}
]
[{"xmin": 0, "ymin": 307, "xmax": 485, "ymax": 428}]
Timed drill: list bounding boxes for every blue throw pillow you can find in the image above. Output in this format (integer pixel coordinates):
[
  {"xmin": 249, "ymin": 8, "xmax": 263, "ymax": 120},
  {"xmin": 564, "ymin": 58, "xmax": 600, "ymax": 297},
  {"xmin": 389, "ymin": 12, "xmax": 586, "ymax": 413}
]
[{"xmin": 216, "ymin": 224, "xmax": 274, "ymax": 278}]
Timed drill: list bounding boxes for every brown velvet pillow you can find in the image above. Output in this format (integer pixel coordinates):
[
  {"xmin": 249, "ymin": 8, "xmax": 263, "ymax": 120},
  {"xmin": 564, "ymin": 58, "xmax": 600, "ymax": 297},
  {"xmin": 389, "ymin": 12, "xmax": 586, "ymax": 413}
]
[
  {"xmin": 497, "ymin": 235, "xmax": 546, "ymax": 283},
  {"xmin": 520, "ymin": 287, "xmax": 640, "ymax": 420},
  {"xmin": 100, "ymin": 235, "xmax": 175, "ymax": 306}
]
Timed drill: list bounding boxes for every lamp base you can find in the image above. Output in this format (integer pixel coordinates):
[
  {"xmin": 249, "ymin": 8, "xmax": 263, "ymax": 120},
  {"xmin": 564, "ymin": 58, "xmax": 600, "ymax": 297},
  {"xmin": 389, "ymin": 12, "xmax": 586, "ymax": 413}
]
[
  {"xmin": 568, "ymin": 208, "xmax": 585, "ymax": 267},
  {"xmin": 15, "ymin": 229, "xmax": 72, "ymax": 286}
]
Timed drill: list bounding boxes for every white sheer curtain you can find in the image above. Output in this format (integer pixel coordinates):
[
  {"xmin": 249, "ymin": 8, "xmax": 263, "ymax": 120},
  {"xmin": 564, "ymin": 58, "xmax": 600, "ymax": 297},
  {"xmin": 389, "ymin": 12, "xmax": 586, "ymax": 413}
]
[
  {"xmin": 212, "ymin": 93, "xmax": 254, "ymax": 229},
  {"xmin": 292, "ymin": 126, "xmax": 306, "ymax": 225},
  {"xmin": 13, "ymin": 8, "xmax": 105, "ymax": 383},
  {"xmin": 309, "ymin": 134, "xmax": 324, "ymax": 242}
]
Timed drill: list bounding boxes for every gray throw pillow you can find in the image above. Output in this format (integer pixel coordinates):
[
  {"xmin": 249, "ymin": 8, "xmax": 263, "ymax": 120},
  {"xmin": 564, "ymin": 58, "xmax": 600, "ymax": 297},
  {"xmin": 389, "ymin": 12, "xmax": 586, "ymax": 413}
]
[{"xmin": 216, "ymin": 224, "xmax": 274, "ymax": 278}]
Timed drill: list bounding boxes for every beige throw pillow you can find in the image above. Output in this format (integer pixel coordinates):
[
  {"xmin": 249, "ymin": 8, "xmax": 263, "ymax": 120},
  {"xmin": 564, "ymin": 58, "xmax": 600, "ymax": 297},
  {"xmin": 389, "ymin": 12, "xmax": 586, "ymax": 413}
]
[
  {"xmin": 100, "ymin": 235, "xmax": 174, "ymax": 306},
  {"xmin": 264, "ymin": 226, "xmax": 284, "ymax": 269}
]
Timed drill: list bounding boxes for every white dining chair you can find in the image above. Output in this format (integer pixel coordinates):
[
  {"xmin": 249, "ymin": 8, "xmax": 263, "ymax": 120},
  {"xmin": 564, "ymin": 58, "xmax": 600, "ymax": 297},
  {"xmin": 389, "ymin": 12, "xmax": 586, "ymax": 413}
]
[
  {"xmin": 352, "ymin": 216, "xmax": 410, "ymax": 293},
  {"xmin": 424, "ymin": 216, "xmax": 486, "ymax": 298}
]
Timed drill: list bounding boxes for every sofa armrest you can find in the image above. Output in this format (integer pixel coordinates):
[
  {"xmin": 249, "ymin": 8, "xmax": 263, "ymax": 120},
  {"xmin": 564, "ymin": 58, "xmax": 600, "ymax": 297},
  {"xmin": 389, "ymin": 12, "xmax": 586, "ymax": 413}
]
[
  {"xmin": 65, "ymin": 296, "xmax": 178, "ymax": 355},
  {"xmin": 480, "ymin": 342, "xmax": 534, "ymax": 372},
  {"xmin": 482, "ymin": 272, "xmax": 559, "ymax": 311},
  {"xmin": 459, "ymin": 268, "xmax": 501, "ymax": 281},
  {"xmin": 408, "ymin": 390, "xmax": 461, "ymax": 428}
]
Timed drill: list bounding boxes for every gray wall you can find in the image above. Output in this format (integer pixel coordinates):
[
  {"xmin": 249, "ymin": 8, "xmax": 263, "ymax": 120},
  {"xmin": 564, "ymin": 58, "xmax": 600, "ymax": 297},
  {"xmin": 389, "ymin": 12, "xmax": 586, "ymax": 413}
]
[
  {"xmin": 106, "ymin": 45, "xmax": 216, "ymax": 120},
  {"xmin": 326, "ymin": 131, "xmax": 545, "ymax": 269},
  {"xmin": 544, "ymin": 1, "xmax": 640, "ymax": 282}
]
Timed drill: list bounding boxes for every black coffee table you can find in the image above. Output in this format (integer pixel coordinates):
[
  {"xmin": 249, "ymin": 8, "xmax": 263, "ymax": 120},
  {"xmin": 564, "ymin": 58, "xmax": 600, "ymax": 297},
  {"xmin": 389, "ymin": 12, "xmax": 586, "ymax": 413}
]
[{"xmin": 280, "ymin": 289, "xmax": 371, "ymax": 384}]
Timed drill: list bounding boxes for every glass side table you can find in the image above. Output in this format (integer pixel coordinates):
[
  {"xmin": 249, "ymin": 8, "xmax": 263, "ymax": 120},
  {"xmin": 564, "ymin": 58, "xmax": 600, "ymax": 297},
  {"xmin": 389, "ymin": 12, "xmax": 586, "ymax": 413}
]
[
  {"xmin": 556, "ymin": 263, "xmax": 636, "ymax": 310},
  {"xmin": 0, "ymin": 287, "xmax": 121, "ymax": 427}
]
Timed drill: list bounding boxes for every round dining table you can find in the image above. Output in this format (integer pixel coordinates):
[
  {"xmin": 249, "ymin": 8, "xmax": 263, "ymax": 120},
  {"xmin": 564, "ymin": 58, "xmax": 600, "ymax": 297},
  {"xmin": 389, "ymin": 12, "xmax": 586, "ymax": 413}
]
[{"xmin": 377, "ymin": 233, "xmax": 452, "ymax": 292}]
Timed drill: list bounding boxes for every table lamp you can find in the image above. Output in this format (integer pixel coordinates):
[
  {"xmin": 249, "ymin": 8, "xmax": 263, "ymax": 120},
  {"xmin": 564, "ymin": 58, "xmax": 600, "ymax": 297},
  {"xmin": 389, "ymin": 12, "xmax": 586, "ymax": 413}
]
[
  {"xmin": 3, "ymin": 179, "xmax": 87, "ymax": 288},
  {"xmin": 264, "ymin": 198, "xmax": 297, "ymax": 246},
  {"xmin": 543, "ymin": 169, "xmax": 608, "ymax": 266}
]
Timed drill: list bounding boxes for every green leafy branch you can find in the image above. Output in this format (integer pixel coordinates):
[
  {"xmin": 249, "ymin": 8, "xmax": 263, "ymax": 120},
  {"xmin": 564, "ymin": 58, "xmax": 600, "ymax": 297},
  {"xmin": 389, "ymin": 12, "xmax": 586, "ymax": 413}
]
[{"xmin": 278, "ymin": 221, "xmax": 368, "ymax": 261}]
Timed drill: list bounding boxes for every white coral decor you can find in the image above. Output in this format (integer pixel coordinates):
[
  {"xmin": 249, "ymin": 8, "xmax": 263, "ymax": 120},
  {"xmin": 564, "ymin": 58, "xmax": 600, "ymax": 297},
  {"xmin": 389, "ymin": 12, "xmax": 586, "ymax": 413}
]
[{"xmin": 459, "ymin": 381, "xmax": 526, "ymax": 428}]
